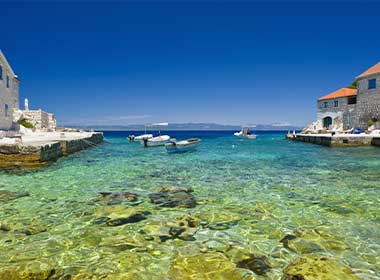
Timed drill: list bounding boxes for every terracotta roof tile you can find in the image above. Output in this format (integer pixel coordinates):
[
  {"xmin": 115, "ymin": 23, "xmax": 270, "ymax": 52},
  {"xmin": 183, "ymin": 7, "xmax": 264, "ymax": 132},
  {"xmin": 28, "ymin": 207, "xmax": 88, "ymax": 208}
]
[
  {"xmin": 318, "ymin": 88, "xmax": 357, "ymax": 101},
  {"xmin": 357, "ymin": 62, "xmax": 380, "ymax": 78}
]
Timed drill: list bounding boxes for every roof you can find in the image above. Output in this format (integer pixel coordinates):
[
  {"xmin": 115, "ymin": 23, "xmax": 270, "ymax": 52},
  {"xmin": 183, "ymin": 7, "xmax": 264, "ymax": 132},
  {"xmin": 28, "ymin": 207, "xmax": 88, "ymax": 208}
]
[
  {"xmin": 318, "ymin": 88, "xmax": 357, "ymax": 101},
  {"xmin": 0, "ymin": 49, "xmax": 16, "ymax": 78},
  {"xmin": 357, "ymin": 62, "xmax": 380, "ymax": 79}
]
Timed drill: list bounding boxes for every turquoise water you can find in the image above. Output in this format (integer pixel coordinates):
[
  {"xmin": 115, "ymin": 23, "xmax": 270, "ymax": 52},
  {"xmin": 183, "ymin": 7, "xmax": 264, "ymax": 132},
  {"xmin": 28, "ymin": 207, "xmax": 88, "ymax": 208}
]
[{"xmin": 0, "ymin": 131, "xmax": 379, "ymax": 279}]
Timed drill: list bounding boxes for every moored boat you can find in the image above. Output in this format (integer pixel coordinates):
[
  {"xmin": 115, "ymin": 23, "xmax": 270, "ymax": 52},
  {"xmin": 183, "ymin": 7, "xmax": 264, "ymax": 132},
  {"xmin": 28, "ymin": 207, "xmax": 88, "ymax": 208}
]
[
  {"xmin": 143, "ymin": 135, "xmax": 171, "ymax": 147},
  {"xmin": 140, "ymin": 122, "xmax": 171, "ymax": 147},
  {"xmin": 165, "ymin": 138, "xmax": 201, "ymax": 153},
  {"xmin": 234, "ymin": 127, "xmax": 256, "ymax": 139},
  {"xmin": 128, "ymin": 124, "xmax": 154, "ymax": 142}
]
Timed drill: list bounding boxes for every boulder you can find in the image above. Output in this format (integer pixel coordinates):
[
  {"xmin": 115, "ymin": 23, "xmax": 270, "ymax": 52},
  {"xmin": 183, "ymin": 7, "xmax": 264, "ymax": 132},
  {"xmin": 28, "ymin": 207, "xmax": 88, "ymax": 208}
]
[
  {"xmin": 236, "ymin": 255, "xmax": 271, "ymax": 275},
  {"xmin": 169, "ymin": 252, "xmax": 255, "ymax": 280},
  {"xmin": 18, "ymin": 226, "xmax": 47, "ymax": 236},
  {"xmin": 0, "ymin": 190, "xmax": 29, "ymax": 203},
  {"xmin": 282, "ymin": 255, "xmax": 361, "ymax": 280},
  {"xmin": 143, "ymin": 215, "xmax": 199, "ymax": 242},
  {"xmin": 149, "ymin": 186, "xmax": 196, "ymax": 208},
  {"xmin": 106, "ymin": 211, "xmax": 151, "ymax": 226},
  {"xmin": 98, "ymin": 192, "xmax": 139, "ymax": 205}
]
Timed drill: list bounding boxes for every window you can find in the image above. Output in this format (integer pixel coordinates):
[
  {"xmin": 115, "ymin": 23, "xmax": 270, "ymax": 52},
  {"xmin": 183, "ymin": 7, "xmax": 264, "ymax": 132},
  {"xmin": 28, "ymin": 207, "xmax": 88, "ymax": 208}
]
[
  {"xmin": 368, "ymin": 79, "xmax": 376, "ymax": 89},
  {"xmin": 6, "ymin": 75, "xmax": 9, "ymax": 88},
  {"xmin": 4, "ymin": 104, "xmax": 9, "ymax": 117},
  {"xmin": 334, "ymin": 100, "xmax": 339, "ymax": 107},
  {"xmin": 324, "ymin": 101, "xmax": 328, "ymax": 108},
  {"xmin": 348, "ymin": 96, "xmax": 357, "ymax": 105},
  {"xmin": 0, "ymin": 65, "xmax": 2, "ymax": 80}
]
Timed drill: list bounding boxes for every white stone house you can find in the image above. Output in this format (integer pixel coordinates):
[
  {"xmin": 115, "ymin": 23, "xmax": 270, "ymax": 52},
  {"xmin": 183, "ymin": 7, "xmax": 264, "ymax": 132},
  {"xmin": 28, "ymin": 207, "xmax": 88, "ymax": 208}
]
[
  {"xmin": 0, "ymin": 50, "xmax": 19, "ymax": 130},
  {"xmin": 311, "ymin": 62, "xmax": 380, "ymax": 132},
  {"xmin": 22, "ymin": 99, "xmax": 57, "ymax": 131}
]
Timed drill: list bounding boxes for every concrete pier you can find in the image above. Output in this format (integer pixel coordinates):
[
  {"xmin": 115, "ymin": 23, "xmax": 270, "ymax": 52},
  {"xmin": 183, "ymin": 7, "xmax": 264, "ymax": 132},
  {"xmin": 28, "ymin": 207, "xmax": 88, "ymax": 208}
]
[
  {"xmin": 0, "ymin": 131, "xmax": 103, "ymax": 169},
  {"xmin": 286, "ymin": 133, "xmax": 380, "ymax": 147}
]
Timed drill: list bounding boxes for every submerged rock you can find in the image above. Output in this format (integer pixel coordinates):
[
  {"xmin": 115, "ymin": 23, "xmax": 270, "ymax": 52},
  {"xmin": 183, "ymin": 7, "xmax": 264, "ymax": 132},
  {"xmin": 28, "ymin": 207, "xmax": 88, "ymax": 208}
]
[
  {"xmin": 0, "ymin": 190, "xmax": 29, "ymax": 203},
  {"xmin": 169, "ymin": 252, "xmax": 255, "ymax": 280},
  {"xmin": 143, "ymin": 215, "xmax": 200, "ymax": 242},
  {"xmin": 236, "ymin": 255, "xmax": 271, "ymax": 275},
  {"xmin": 106, "ymin": 211, "xmax": 151, "ymax": 226},
  {"xmin": 92, "ymin": 216, "xmax": 111, "ymax": 224},
  {"xmin": 18, "ymin": 226, "xmax": 47, "ymax": 236},
  {"xmin": 0, "ymin": 223, "xmax": 11, "ymax": 231},
  {"xmin": 280, "ymin": 228, "xmax": 349, "ymax": 254},
  {"xmin": 208, "ymin": 220, "xmax": 240, "ymax": 230},
  {"xmin": 98, "ymin": 192, "xmax": 139, "ymax": 205},
  {"xmin": 282, "ymin": 255, "xmax": 361, "ymax": 280},
  {"xmin": 0, "ymin": 260, "xmax": 57, "ymax": 280},
  {"xmin": 149, "ymin": 186, "xmax": 196, "ymax": 208},
  {"xmin": 285, "ymin": 238, "xmax": 324, "ymax": 254}
]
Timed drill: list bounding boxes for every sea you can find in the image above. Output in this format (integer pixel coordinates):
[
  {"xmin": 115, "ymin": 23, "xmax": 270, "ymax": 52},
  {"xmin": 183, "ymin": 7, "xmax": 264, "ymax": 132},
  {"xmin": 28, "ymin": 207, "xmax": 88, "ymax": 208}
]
[{"xmin": 0, "ymin": 130, "xmax": 379, "ymax": 279}]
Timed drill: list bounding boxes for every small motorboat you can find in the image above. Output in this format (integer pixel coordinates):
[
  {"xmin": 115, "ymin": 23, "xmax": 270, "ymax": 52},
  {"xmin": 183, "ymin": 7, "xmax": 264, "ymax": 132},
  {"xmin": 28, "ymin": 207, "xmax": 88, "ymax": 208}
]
[
  {"xmin": 234, "ymin": 127, "xmax": 256, "ymax": 139},
  {"xmin": 140, "ymin": 122, "xmax": 171, "ymax": 147},
  {"xmin": 128, "ymin": 124, "xmax": 154, "ymax": 141},
  {"xmin": 143, "ymin": 135, "xmax": 171, "ymax": 147},
  {"xmin": 165, "ymin": 138, "xmax": 201, "ymax": 153},
  {"xmin": 134, "ymin": 134, "xmax": 153, "ymax": 141}
]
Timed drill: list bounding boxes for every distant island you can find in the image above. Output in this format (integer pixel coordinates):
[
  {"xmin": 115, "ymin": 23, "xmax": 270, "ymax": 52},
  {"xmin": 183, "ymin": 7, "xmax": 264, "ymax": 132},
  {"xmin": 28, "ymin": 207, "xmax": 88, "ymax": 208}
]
[{"xmin": 68, "ymin": 123, "xmax": 302, "ymax": 131}]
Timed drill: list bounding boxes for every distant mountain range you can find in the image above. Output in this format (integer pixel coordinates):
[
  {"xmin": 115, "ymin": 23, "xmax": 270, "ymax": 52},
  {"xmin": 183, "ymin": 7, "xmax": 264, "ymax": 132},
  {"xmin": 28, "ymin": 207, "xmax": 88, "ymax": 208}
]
[{"xmin": 68, "ymin": 122, "xmax": 302, "ymax": 131}]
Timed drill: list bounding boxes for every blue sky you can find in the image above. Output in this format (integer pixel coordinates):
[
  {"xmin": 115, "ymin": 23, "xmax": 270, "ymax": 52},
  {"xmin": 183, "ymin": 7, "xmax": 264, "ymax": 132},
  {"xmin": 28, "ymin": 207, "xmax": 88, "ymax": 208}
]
[{"xmin": 1, "ymin": 1, "xmax": 379, "ymax": 126}]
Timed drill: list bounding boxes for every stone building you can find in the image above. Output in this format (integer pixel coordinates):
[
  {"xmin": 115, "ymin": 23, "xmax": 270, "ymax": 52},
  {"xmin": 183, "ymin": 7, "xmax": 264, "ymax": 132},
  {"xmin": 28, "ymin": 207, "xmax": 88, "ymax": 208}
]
[
  {"xmin": 21, "ymin": 99, "xmax": 57, "ymax": 131},
  {"xmin": 22, "ymin": 109, "xmax": 57, "ymax": 131},
  {"xmin": 0, "ymin": 50, "xmax": 19, "ymax": 130},
  {"xmin": 311, "ymin": 62, "xmax": 380, "ymax": 131}
]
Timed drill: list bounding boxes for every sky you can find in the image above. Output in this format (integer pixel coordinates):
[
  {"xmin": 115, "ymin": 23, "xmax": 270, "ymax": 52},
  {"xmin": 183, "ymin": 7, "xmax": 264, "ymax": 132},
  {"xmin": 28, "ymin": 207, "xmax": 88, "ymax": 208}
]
[{"xmin": 1, "ymin": 1, "xmax": 379, "ymax": 127}]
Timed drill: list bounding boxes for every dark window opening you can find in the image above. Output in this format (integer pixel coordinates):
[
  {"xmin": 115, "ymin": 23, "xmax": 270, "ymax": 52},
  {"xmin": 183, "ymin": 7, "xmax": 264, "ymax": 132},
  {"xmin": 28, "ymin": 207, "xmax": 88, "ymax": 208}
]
[
  {"xmin": 368, "ymin": 79, "xmax": 376, "ymax": 89},
  {"xmin": 347, "ymin": 96, "xmax": 357, "ymax": 105},
  {"xmin": 4, "ymin": 104, "xmax": 9, "ymax": 117}
]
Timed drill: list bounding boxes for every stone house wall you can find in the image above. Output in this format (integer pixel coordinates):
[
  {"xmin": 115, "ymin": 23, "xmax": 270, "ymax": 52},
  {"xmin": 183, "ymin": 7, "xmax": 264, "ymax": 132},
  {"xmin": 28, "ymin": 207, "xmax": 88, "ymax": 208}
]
[
  {"xmin": 353, "ymin": 73, "xmax": 380, "ymax": 129},
  {"xmin": 317, "ymin": 97, "xmax": 356, "ymax": 130},
  {"xmin": 0, "ymin": 51, "xmax": 19, "ymax": 130}
]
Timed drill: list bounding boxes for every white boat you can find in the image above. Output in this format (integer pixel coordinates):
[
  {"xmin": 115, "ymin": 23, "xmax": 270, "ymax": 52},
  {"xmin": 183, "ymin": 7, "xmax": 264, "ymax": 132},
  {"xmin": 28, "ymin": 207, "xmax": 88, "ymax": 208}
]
[
  {"xmin": 165, "ymin": 138, "xmax": 201, "ymax": 153},
  {"xmin": 128, "ymin": 125, "xmax": 153, "ymax": 141},
  {"xmin": 144, "ymin": 135, "xmax": 171, "ymax": 147},
  {"xmin": 234, "ymin": 127, "xmax": 257, "ymax": 139},
  {"xmin": 140, "ymin": 122, "xmax": 171, "ymax": 147},
  {"xmin": 134, "ymin": 134, "xmax": 153, "ymax": 141}
]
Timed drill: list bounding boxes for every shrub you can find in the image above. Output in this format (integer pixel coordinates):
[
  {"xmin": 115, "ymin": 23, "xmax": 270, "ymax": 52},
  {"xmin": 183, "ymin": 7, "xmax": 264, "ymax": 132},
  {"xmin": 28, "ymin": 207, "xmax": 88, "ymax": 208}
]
[
  {"xmin": 347, "ymin": 81, "xmax": 357, "ymax": 89},
  {"xmin": 17, "ymin": 119, "xmax": 34, "ymax": 129}
]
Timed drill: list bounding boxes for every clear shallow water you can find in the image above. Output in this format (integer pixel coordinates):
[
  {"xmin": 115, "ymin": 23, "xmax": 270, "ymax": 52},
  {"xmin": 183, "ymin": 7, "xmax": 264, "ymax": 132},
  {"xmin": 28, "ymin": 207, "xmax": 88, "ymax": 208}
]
[{"xmin": 0, "ymin": 131, "xmax": 379, "ymax": 279}]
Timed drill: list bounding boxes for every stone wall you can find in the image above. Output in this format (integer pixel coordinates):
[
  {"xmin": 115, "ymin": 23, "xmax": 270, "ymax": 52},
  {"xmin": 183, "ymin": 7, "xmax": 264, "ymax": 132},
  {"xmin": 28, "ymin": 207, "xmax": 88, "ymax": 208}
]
[
  {"xmin": 286, "ymin": 134, "xmax": 373, "ymax": 147},
  {"xmin": 0, "ymin": 51, "xmax": 19, "ymax": 130},
  {"xmin": 0, "ymin": 132, "xmax": 103, "ymax": 168},
  {"xmin": 353, "ymin": 74, "xmax": 380, "ymax": 129}
]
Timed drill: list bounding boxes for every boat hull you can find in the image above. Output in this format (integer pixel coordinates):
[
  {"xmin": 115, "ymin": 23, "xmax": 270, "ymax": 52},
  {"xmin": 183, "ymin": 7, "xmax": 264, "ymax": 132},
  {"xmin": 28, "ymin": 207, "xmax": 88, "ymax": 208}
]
[
  {"xmin": 134, "ymin": 134, "xmax": 153, "ymax": 141},
  {"xmin": 165, "ymin": 138, "xmax": 201, "ymax": 153},
  {"xmin": 141, "ymin": 135, "xmax": 171, "ymax": 147},
  {"xmin": 234, "ymin": 132, "xmax": 256, "ymax": 139}
]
